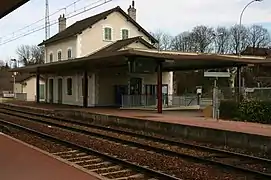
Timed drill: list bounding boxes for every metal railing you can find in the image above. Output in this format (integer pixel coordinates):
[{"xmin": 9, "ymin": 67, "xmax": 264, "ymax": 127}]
[{"xmin": 121, "ymin": 94, "xmax": 202, "ymax": 108}]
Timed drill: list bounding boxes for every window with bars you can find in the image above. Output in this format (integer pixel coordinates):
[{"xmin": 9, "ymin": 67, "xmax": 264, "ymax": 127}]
[
  {"xmin": 122, "ymin": 29, "xmax": 129, "ymax": 39},
  {"xmin": 58, "ymin": 51, "xmax": 62, "ymax": 61},
  {"xmin": 104, "ymin": 27, "xmax": 112, "ymax": 41},
  {"xmin": 67, "ymin": 78, "xmax": 72, "ymax": 95},
  {"xmin": 49, "ymin": 53, "xmax": 53, "ymax": 63},
  {"xmin": 67, "ymin": 49, "xmax": 72, "ymax": 59}
]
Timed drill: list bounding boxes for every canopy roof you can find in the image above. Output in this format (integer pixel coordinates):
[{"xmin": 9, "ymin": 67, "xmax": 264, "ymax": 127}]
[
  {"xmin": 11, "ymin": 48, "xmax": 271, "ymax": 74},
  {"xmin": 0, "ymin": 0, "xmax": 29, "ymax": 19}
]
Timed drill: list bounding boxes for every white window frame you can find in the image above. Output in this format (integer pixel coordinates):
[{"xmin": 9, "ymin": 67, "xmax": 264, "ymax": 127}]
[
  {"xmin": 103, "ymin": 25, "xmax": 113, "ymax": 41},
  {"xmin": 66, "ymin": 76, "xmax": 73, "ymax": 96},
  {"xmin": 57, "ymin": 49, "xmax": 62, "ymax": 61},
  {"xmin": 121, "ymin": 28, "xmax": 129, "ymax": 40},
  {"xmin": 67, "ymin": 47, "xmax": 73, "ymax": 59},
  {"xmin": 49, "ymin": 51, "xmax": 54, "ymax": 63}
]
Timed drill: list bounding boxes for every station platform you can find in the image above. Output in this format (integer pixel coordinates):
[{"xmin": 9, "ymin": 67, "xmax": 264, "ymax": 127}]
[
  {"xmin": 1, "ymin": 100, "xmax": 271, "ymax": 153},
  {"xmin": 3, "ymin": 100, "xmax": 271, "ymax": 137},
  {"xmin": 0, "ymin": 133, "xmax": 101, "ymax": 180}
]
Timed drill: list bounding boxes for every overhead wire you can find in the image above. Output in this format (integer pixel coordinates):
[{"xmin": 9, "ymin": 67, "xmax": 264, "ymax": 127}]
[
  {"xmin": 0, "ymin": 0, "xmax": 84, "ymax": 39},
  {"xmin": 0, "ymin": 0, "xmax": 113, "ymax": 46}
]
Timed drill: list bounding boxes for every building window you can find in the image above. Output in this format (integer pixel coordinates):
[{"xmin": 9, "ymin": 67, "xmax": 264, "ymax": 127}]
[
  {"xmin": 67, "ymin": 49, "xmax": 72, "ymax": 59},
  {"xmin": 104, "ymin": 27, "xmax": 112, "ymax": 41},
  {"xmin": 122, "ymin": 29, "xmax": 129, "ymax": 39},
  {"xmin": 58, "ymin": 51, "xmax": 62, "ymax": 61},
  {"xmin": 67, "ymin": 78, "xmax": 72, "ymax": 95},
  {"xmin": 49, "ymin": 53, "xmax": 53, "ymax": 62}
]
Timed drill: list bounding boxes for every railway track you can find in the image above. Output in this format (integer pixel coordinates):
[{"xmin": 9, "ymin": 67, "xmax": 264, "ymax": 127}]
[
  {"xmin": 0, "ymin": 119, "xmax": 179, "ymax": 180},
  {"xmin": 1, "ymin": 106, "xmax": 271, "ymax": 179}
]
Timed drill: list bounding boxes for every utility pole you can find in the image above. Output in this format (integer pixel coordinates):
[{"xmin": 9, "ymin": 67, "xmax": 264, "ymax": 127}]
[{"xmin": 45, "ymin": 0, "xmax": 50, "ymax": 40}]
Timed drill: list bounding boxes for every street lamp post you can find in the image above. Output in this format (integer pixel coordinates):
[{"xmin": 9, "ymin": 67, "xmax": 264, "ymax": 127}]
[
  {"xmin": 11, "ymin": 72, "xmax": 17, "ymax": 98},
  {"xmin": 238, "ymin": 0, "xmax": 263, "ymax": 56},
  {"xmin": 10, "ymin": 59, "xmax": 18, "ymax": 98},
  {"xmin": 237, "ymin": 0, "xmax": 263, "ymax": 97}
]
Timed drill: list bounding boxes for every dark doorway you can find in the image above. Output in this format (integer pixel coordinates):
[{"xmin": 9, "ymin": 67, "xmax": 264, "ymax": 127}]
[
  {"xmin": 114, "ymin": 85, "xmax": 128, "ymax": 107},
  {"xmin": 129, "ymin": 77, "xmax": 142, "ymax": 95},
  {"xmin": 49, "ymin": 79, "xmax": 54, "ymax": 103},
  {"xmin": 145, "ymin": 84, "xmax": 169, "ymax": 106},
  {"xmin": 129, "ymin": 77, "xmax": 142, "ymax": 106},
  {"xmin": 58, "ymin": 78, "xmax": 63, "ymax": 104}
]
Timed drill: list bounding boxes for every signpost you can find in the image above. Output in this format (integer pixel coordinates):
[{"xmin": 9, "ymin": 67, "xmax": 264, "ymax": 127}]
[{"xmin": 204, "ymin": 70, "xmax": 230, "ymax": 120}]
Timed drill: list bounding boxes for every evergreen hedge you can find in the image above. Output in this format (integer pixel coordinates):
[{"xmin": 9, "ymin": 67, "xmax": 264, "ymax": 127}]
[{"xmin": 219, "ymin": 100, "xmax": 271, "ymax": 124}]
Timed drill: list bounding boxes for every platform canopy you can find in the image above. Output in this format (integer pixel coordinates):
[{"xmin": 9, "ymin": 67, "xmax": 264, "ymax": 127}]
[
  {"xmin": 0, "ymin": 0, "xmax": 29, "ymax": 19},
  {"xmin": 11, "ymin": 48, "xmax": 271, "ymax": 74}
]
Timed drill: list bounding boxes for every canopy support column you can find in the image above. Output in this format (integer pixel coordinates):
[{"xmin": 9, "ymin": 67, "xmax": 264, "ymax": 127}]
[
  {"xmin": 36, "ymin": 69, "xmax": 40, "ymax": 103},
  {"xmin": 83, "ymin": 70, "xmax": 88, "ymax": 108},
  {"xmin": 157, "ymin": 61, "xmax": 163, "ymax": 114},
  {"xmin": 236, "ymin": 66, "xmax": 242, "ymax": 103}
]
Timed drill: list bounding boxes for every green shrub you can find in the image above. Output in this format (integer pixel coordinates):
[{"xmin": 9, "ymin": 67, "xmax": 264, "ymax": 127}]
[
  {"xmin": 238, "ymin": 100, "xmax": 271, "ymax": 124},
  {"xmin": 219, "ymin": 100, "xmax": 239, "ymax": 120},
  {"xmin": 220, "ymin": 99, "xmax": 271, "ymax": 124}
]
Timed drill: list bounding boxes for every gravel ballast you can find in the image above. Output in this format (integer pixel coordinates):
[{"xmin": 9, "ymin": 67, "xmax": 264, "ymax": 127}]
[{"xmin": 0, "ymin": 114, "xmax": 257, "ymax": 180}]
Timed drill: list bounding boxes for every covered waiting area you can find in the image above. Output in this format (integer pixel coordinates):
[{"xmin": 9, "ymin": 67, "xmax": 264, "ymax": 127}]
[{"xmin": 11, "ymin": 48, "xmax": 271, "ymax": 113}]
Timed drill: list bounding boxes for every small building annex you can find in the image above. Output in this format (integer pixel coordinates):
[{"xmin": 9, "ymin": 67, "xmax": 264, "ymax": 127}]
[
  {"xmin": 36, "ymin": 2, "xmax": 173, "ymax": 107},
  {"xmin": 13, "ymin": 73, "xmax": 45, "ymax": 101}
]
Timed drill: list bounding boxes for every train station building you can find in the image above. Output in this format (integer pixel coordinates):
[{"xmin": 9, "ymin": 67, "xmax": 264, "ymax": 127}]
[{"xmin": 11, "ymin": 2, "xmax": 271, "ymax": 113}]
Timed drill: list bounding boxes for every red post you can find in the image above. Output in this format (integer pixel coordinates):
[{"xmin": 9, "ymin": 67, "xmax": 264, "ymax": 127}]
[
  {"xmin": 83, "ymin": 70, "xmax": 88, "ymax": 108},
  {"xmin": 36, "ymin": 69, "xmax": 40, "ymax": 103},
  {"xmin": 157, "ymin": 62, "xmax": 163, "ymax": 113}
]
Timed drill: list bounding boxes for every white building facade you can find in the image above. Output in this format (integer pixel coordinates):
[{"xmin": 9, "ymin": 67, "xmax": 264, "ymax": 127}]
[{"xmin": 42, "ymin": 2, "xmax": 173, "ymax": 107}]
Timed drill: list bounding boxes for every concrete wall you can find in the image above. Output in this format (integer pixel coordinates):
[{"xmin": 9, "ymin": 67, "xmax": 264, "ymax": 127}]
[
  {"xmin": 2, "ymin": 102, "xmax": 269, "ymax": 155},
  {"xmin": 78, "ymin": 11, "xmax": 152, "ymax": 57},
  {"xmin": 14, "ymin": 77, "xmax": 45, "ymax": 101},
  {"xmin": 45, "ymin": 37, "xmax": 77, "ymax": 63},
  {"xmin": 14, "ymin": 83, "xmax": 22, "ymax": 93},
  {"xmin": 96, "ymin": 68, "xmax": 128, "ymax": 106}
]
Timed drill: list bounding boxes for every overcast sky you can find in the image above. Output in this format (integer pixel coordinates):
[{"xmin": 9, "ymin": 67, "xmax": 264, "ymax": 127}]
[{"xmin": 0, "ymin": 0, "xmax": 271, "ymax": 61}]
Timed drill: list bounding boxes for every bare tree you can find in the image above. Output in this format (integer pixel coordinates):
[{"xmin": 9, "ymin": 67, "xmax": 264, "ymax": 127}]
[
  {"xmin": 214, "ymin": 27, "xmax": 231, "ymax": 54},
  {"xmin": 190, "ymin": 25, "xmax": 215, "ymax": 53},
  {"xmin": 16, "ymin": 45, "xmax": 44, "ymax": 66},
  {"xmin": 248, "ymin": 25, "xmax": 270, "ymax": 48},
  {"xmin": 229, "ymin": 24, "xmax": 249, "ymax": 54},
  {"xmin": 171, "ymin": 31, "xmax": 194, "ymax": 52},
  {"xmin": 151, "ymin": 30, "xmax": 173, "ymax": 50}
]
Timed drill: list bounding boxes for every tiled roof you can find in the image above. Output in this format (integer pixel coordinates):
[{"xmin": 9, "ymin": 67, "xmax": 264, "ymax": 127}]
[
  {"xmin": 39, "ymin": 6, "xmax": 158, "ymax": 46},
  {"xmin": 241, "ymin": 47, "xmax": 271, "ymax": 57},
  {"xmin": 14, "ymin": 73, "xmax": 44, "ymax": 83},
  {"xmin": 90, "ymin": 36, "xmax": 156, "ymax": 56}
]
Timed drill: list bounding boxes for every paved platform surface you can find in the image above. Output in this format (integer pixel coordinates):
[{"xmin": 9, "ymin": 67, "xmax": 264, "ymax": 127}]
[
  {"xmin": 0, "ymin": 133, "xmax": 100, "ymax": 180},
  {"xmin": 3, "ymin": 100, "xmax": 271, "ymax": 137}
]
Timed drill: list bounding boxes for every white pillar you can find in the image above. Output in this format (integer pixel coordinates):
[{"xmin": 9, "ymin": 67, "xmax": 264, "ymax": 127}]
[{"xmin": 168, "ymin": 71, "xmax": 174, "ymax": 106}]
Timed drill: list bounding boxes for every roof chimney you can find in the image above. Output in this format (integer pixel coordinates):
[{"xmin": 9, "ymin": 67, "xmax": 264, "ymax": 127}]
[
  {"xmin": 128, "ymin": 0, "xmax": 136, "ymax": 21},
  {"xmin": 58, "ymin": 14, "xmax": 66, "ymax": 32}
]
